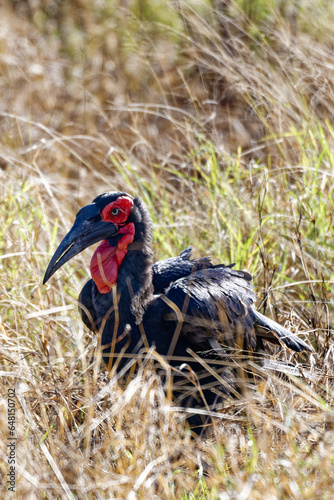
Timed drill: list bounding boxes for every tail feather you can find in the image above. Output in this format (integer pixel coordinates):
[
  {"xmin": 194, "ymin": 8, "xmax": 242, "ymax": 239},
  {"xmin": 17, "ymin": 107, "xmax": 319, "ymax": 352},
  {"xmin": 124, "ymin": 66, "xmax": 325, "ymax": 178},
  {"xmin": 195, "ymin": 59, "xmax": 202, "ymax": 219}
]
[{"xmin": 253, "ymin": 310, "xmax": 312, "ymax": 352}]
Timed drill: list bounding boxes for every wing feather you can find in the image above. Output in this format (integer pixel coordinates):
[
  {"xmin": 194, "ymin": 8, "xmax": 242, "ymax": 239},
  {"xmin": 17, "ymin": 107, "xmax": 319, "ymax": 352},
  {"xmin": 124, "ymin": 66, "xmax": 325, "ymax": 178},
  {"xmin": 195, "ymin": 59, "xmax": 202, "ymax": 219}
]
[
  {"xmin": 164, "ymin": 267, "xmax": 258, "ymax": 350},
  {"xmin": 163, "ymin": 266, "xmax": 310, "ymax": 353}
]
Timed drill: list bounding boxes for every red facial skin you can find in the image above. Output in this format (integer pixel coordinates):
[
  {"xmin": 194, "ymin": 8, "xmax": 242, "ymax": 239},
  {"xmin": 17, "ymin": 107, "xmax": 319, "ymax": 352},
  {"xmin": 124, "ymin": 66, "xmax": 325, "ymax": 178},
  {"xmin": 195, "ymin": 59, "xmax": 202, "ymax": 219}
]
[
  {"xmin": 100, "ymin": 196, "xmax": 134, "ymax": 225},
  {"xmin": 90, "ymin": 196, "xmax": 135, "ymax": 294}
]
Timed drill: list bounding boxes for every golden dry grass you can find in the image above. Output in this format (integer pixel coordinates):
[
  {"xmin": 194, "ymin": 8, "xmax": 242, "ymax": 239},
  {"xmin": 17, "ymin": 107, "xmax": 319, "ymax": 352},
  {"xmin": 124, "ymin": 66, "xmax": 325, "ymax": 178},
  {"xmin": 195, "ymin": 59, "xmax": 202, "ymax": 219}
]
[{"xmin": 0, "ymin": 1, "xmax": 334, "ymax": 498}]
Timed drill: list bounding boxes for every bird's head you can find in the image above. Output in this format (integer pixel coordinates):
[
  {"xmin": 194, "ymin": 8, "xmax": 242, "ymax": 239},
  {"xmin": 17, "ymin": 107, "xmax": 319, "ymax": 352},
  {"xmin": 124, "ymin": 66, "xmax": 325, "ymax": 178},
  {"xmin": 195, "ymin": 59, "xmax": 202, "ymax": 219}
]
[{"xmin": 43, "ymin": 191, "xmax": 152, "ymax": 294}]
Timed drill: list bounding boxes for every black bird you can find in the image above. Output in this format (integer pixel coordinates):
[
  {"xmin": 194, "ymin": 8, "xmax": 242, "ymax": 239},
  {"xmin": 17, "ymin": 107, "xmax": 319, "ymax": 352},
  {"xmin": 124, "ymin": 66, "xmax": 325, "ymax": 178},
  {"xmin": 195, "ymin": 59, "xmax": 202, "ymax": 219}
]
[{"xmin": 43, "ymin": 192, "xmax": 311, "ymax": 427}]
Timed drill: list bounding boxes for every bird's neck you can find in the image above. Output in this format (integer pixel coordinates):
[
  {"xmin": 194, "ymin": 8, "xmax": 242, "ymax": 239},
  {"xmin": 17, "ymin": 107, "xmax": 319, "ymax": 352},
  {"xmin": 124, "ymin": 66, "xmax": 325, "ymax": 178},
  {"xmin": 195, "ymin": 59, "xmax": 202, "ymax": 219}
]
[
  {"xmin": 92, "ymin": 237, "xmax": 154, "ymax": 322},
  {"xmin": 118, "ymin": 243, "xmax": 154, "ymax": 317},
  {"xmin": 90, "ymin": 223, "xmax": 135, "ymax": 294}
]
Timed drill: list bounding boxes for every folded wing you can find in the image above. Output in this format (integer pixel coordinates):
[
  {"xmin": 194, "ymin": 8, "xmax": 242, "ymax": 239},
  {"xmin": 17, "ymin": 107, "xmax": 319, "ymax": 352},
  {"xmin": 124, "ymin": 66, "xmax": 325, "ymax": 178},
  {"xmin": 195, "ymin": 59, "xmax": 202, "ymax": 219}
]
[{"xmin": 163, "ymin": 267, "xmax": 311, "ymax": 353}]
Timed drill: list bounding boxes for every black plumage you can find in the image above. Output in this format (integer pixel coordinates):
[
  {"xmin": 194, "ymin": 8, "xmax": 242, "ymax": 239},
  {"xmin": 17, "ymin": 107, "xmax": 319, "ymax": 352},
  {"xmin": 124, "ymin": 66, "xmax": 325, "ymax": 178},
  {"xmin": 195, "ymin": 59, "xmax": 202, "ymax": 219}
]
[{"xmin": 43, "ymin": 192, "xmax": 311, "ymax": 431}]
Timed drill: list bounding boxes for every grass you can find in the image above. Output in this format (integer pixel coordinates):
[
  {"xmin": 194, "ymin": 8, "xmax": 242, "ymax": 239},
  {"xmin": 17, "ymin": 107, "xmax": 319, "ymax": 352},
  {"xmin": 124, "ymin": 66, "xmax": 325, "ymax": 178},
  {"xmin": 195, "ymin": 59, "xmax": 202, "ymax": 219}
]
[{"xmin": 1, "ymin": 0, "xmax": 334, "ymax": 497}]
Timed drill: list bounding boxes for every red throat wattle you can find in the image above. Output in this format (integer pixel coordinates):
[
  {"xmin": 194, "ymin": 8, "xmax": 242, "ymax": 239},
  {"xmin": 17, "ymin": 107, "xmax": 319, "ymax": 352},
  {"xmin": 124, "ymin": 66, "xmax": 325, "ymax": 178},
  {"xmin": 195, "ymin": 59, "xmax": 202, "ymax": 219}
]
[{"xmin": 90, "ymin": 222, "xmax": 135, "ymax": 294}]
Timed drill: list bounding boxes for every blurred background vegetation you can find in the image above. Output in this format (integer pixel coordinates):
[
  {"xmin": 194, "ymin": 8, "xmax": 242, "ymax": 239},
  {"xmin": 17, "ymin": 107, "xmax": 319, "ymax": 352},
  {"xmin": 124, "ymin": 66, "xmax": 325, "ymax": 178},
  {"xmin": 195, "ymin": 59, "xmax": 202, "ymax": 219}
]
[{"xmin": 0, "ymin": 0, "xmax": 334, "ymax": 497}]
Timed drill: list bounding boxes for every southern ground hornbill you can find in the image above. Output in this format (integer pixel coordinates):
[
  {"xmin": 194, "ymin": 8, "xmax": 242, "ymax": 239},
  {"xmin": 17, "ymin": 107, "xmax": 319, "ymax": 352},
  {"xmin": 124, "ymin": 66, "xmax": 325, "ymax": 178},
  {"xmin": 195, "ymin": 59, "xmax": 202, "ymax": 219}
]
[{"xmin": 43, "ymin": 191, "xmax": 311, "ymax": 430}]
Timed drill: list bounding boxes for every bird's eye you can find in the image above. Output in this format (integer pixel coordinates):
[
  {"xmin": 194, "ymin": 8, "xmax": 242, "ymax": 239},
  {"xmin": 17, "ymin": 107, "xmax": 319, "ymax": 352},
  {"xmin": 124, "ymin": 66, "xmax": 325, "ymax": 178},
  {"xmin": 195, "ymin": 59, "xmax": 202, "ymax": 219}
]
[{"xmin": 111, "ymin": 208, "xmax": 120, "ymax": 216}]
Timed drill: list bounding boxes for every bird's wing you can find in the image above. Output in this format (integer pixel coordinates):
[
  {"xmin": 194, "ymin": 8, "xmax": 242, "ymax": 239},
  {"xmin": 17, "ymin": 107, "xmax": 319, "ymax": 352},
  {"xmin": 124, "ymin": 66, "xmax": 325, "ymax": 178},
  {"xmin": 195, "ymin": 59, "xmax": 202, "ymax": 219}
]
[
  {"xmin": 152, "ymin": 246, "xmax": 195, "ymax": 293},
  {"xmin": 163, "ymin": 266, "xmax": 259, "ymax": 351},
  {"xmin": 163, "ymin": 267, "xmax": 310, "ymax": 353},
  {"xmin": 152, "ymin": 246, "xmax": 230, "ymax": 294}
]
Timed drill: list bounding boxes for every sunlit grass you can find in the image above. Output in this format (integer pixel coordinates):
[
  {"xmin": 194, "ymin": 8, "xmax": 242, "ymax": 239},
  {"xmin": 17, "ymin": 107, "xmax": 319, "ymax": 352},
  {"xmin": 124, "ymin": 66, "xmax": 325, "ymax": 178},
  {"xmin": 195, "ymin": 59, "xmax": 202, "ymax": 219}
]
[
  {"xmin": 0, "ymin": 0, "xmax": 334, "ymax": 497},
  {"xmin": 1, "ymin": 132, "xmax": 333, "ymax": 496}
]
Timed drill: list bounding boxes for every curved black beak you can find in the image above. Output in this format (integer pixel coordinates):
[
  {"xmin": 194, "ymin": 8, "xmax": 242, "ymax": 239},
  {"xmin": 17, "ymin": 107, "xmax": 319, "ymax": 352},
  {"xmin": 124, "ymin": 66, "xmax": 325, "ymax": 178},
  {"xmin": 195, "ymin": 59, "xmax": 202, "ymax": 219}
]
[{"xmin": 43, "ymin": 203, "xmax": 118, "ymax": 284}]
